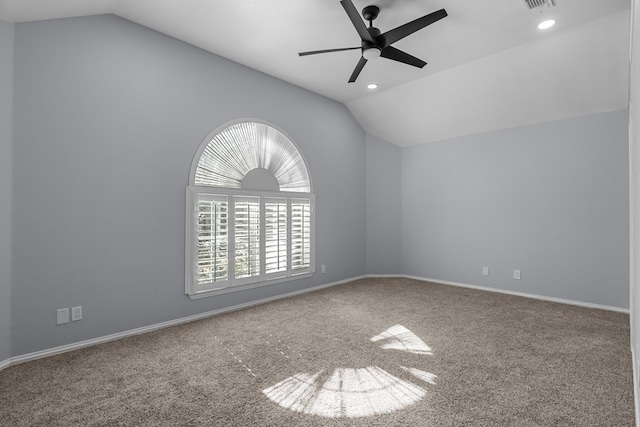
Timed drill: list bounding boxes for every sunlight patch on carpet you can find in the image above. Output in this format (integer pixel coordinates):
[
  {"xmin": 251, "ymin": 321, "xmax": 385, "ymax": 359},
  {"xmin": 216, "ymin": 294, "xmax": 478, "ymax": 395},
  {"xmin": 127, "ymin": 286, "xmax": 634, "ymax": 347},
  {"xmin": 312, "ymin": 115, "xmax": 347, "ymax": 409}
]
[
  {"xmin": 370, "ymin": 324, "xmax": 432, "ymax": 355},
  {"xmin": 262, "ymin": 325, "xmax": 435, "ymax": 418},
  {"xmin": 262, "ymin": 367, "xmax": 426, "ymax": 418},
  {"xmin": 400, "ymin": 366, "xmax": 437, "ymax": 385}
]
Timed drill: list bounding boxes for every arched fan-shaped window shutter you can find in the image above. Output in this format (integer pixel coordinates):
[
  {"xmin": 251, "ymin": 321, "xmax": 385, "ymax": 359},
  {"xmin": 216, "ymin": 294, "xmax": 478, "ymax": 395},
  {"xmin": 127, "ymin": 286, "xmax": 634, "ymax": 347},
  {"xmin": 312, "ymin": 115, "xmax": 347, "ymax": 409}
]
[
  {"xmin": 186, "ymin": 120, "xmax": 315, "ymax": 298},
  {"xmin": 194, "ymin": 122, "xmax": 311, "ymax": 192}
]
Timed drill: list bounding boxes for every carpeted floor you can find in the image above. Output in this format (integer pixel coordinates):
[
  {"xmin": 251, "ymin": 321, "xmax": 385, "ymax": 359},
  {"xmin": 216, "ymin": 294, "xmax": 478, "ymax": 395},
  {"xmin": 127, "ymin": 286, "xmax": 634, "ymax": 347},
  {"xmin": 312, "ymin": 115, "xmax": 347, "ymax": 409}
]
[{"xmin": 0, "ymin": 278, "xmax": 634, "ymax": 426}]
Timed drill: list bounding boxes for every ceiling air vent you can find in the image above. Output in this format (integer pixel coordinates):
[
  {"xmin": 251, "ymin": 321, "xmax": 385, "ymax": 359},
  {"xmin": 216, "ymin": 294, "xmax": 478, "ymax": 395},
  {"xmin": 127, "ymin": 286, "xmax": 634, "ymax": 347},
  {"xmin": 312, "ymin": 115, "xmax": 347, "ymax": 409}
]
[{"xmin": 524, "ymin": 0, "xmax": 556, "ymax": 9}]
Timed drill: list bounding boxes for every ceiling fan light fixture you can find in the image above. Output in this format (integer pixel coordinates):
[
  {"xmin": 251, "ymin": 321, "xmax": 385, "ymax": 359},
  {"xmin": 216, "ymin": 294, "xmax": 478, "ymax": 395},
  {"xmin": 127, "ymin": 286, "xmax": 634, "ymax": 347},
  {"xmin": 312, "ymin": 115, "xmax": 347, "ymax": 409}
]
[
  {"xmin": 538, "ymin": 19, "xmax": 556, "ymax": 30},
  {"xmin": 363, "ymin": 47, "xmax": 381, "ymax": 61}
]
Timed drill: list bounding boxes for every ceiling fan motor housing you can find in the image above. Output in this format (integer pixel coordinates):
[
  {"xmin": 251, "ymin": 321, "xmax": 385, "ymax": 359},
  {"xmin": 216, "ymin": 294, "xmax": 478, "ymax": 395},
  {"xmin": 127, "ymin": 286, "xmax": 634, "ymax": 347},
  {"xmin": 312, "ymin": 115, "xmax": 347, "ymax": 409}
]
[
  {"xmin": 363, "ymin": 26, "xmax": 382, "ymax": 46},
  {"xmin": 362, "ymin": 26, "xmax": 382, "ymax": 59}
]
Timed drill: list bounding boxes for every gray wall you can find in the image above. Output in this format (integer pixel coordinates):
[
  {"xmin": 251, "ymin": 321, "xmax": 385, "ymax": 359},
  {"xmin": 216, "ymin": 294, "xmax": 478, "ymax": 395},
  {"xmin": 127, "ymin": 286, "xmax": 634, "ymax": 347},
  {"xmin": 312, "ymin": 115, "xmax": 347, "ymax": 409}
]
[
  {"xmin": 0, "ymin": 20, "xmax": 13, "ymax": 363},
  {"xmin": 365, "ymin": 133, "xmax": 402, "ymax": 274},
  {"xmin": 11, "ymin": 15, "xmax": 366, "ymax": 356},
  {"xmin": 401, "ymin": 110, "xmax": 630, "ymax": 309}
]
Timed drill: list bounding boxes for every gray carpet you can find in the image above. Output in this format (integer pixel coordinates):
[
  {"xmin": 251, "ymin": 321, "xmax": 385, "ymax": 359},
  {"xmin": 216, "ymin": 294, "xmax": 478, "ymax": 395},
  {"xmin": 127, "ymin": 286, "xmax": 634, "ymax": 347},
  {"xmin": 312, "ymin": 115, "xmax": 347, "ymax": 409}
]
[{"xmin": 0, "ymin": 278, "xmax": 634, "ymax": 426}]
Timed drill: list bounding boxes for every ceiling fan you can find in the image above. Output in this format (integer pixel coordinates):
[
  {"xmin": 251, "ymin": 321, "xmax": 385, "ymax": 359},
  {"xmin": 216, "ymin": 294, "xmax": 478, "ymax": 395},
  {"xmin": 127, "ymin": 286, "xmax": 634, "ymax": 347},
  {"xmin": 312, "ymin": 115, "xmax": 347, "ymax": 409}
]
[{"xmin": 298, "ymin": 0, "xmax": 448, "ymax": 83}]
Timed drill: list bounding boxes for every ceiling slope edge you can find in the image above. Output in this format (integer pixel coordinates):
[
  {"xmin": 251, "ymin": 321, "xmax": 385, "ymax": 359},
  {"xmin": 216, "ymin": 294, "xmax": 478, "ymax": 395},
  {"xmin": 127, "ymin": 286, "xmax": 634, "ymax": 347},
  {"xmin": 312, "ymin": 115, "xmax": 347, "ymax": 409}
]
[
  {"xmin": 346, "ymin": 10, "xmax": 630, "ymax": 147},
  {"xmin": 0, "ymin": 0, "xmax": 115, "ymax": 23}
]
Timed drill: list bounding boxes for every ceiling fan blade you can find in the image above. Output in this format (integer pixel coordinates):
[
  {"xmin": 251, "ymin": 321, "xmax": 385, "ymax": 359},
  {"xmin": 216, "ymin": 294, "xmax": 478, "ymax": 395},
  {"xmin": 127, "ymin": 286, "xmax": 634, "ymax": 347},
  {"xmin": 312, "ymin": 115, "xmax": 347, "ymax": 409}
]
[
  {"xmin": 299, "ymin": 47, "xmax": 361, "ymax": 56},
  {"xmin": 380, "ymin": 46, "xmax": 426, "ymax": 68},
  {"xmin": 380, "ymin": 8, "xmax": 447, "ymax": 46},
  {"xmin": 348, "ymin": 57, "xmax": 368, "ymax": 83},
  {"xmin": 341, "ymin": 0, "xmax": 374, "ymax": 42}
]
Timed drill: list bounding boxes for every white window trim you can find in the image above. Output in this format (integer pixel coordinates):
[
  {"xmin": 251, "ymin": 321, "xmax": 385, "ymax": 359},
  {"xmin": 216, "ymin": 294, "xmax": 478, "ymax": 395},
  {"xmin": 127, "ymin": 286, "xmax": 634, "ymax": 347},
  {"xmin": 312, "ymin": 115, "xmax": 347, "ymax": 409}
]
[{"xmin": 185, "ymin": 186, "xmax": 315, "ymax": 299}]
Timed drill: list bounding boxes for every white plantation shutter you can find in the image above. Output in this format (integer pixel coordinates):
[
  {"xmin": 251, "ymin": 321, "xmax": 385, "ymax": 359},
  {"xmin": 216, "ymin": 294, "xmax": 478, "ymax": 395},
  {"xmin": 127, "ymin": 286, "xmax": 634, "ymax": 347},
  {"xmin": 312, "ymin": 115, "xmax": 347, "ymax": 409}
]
[
  {"xmin": 194, "ymin": 122, "xmax": 310, "ymax": 192},
  {"xmin": 196, "ymin": 195, "xmax": 229, "ymax": 287},
  {"xmin": 291, "ymin": 199, "xmax": 312, "ymax": 272},
  {"xmin": 265, "ymin": 199, "xmax": 288, "ymax": 276},
  {"xmin": 186, "ymin": 120, "xmax": 314, "ymax": 298},
  {"xmin": 234, "ymin": 197, "xmax": 261, "ymax": 282}
]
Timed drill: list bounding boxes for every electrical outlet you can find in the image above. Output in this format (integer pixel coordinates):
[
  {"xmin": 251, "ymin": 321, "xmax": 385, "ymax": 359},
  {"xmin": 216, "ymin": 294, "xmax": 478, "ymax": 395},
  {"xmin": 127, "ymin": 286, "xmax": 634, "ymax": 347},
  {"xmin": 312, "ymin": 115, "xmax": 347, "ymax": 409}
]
[
  {"xmin": 71, "ymin": 306, "xmax": 82, "ymax": 321},
  {"xmin": 321, "ymin": 265, "xmax": 326, "ymax": 274},
  {"xmin": 57, "ymin": 308, "xmax": 69, "ymax": 325},
  {"xmin": 482, "ymin": 266, "xmax": 489, "ymax": 276},
  {"xmin": 514, "ymin": 269, "xmax": 521, "ymax": 280}
]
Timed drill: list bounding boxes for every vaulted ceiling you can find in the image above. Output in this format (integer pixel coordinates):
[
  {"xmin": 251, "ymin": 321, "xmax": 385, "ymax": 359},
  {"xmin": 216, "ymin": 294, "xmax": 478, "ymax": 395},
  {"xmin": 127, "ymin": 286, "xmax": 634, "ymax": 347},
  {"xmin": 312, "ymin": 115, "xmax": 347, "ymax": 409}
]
[{"xmin": 0, "ymin": 0, "xmax": 631, "ymax": 146}]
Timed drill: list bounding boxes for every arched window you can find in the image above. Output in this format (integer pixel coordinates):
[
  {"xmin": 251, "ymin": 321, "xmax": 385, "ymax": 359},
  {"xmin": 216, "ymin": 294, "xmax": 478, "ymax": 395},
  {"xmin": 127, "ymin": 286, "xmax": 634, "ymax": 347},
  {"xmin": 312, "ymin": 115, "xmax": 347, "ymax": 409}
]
[{"xmin": 186, "ymin": 120, "xmax": 315, "ymax": 298}]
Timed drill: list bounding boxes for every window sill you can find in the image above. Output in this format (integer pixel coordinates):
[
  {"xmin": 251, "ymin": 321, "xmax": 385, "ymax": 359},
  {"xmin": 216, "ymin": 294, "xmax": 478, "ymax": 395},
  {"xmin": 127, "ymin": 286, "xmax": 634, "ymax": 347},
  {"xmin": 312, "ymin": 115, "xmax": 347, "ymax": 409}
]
[{"xmin": 187, "ymin": 271, "xmax": 314, "ymax": 300}]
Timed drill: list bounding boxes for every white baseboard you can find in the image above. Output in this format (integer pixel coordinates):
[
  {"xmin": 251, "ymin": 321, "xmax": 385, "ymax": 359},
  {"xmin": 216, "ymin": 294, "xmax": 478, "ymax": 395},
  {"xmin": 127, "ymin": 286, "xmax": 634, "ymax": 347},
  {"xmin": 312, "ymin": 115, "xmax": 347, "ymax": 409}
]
[
  {"xmin": 366, "ymin": 274, "xmax": 402, "ymax": 278},
  {"xmin": 1, "ymin": 273, "xmax": 628, "ymax": 372},
  {"xmin": 402, "ymin": 274, "xmax": 630, "ymax": 314},
  {"xmin": 3, "ymin": 275, "xmax": 366, "ymax": 370},
  {"xmin": 633, "ymin": 345, "xmax": 640, "ymax": 427}
]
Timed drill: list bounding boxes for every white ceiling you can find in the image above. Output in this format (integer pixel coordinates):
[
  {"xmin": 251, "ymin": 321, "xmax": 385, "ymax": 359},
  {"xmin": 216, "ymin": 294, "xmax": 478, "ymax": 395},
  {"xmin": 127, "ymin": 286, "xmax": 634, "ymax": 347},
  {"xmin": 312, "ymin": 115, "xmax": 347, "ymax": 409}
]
[{"xmin": 0, "ymin": 0, "xmax": 631, "ymax": 146}]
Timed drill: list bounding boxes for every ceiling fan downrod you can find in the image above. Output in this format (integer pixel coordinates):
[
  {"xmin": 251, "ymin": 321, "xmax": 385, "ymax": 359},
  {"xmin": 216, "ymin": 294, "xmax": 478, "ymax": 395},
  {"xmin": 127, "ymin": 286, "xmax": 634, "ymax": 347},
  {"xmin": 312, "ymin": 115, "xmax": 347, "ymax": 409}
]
[{"xmin": 362, "ymin": 5, "xmax": 379, "ymax": 28}]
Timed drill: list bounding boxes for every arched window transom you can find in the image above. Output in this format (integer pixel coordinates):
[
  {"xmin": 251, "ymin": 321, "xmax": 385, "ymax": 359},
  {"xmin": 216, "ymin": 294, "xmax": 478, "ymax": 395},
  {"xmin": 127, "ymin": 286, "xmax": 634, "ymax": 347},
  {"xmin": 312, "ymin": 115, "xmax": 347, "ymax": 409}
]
[{"xmin": 194, "ymin": 121, "xmax": 311, "ymax": 192}]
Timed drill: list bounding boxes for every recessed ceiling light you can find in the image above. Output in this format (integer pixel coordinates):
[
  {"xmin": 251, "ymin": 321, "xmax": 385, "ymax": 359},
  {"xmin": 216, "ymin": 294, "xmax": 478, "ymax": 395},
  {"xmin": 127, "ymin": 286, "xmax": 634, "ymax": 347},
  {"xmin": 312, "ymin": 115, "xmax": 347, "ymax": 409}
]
[
  {"xmin": 367, "ymin": 83, "xmax": 378, "ymax": 90},
  {"xmin": 538, "ymin": 19, "xmax": 556, "ymax": 30}
]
